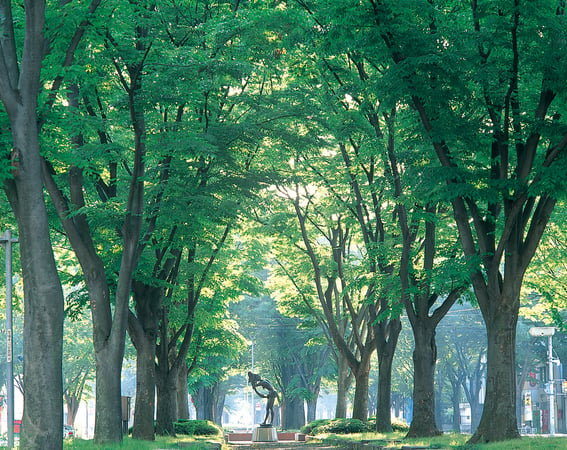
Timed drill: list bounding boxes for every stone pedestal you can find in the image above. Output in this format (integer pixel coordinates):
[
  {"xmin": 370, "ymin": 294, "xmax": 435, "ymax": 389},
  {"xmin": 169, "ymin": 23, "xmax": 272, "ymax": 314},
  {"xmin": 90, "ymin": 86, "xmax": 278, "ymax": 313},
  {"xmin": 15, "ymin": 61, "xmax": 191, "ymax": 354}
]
[{"xmin": 252, "ymin": 425, "xmax": 278, "ymax": 442}]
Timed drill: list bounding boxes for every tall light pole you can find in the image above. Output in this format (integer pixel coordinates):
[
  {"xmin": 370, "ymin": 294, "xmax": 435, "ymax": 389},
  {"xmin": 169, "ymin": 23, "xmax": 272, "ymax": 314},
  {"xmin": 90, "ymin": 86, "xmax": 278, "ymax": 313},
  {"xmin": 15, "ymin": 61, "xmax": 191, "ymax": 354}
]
[
  {"xmin": 250, "ymin": 338, "xmax": 254, "ymax": 429},
  {"xmin": 0, "ymin": 230, "xmax": 17, "ymax": 449},
  {"xmin": 529, "ymin": 326, "xmax": 556, "ymax": 436}
]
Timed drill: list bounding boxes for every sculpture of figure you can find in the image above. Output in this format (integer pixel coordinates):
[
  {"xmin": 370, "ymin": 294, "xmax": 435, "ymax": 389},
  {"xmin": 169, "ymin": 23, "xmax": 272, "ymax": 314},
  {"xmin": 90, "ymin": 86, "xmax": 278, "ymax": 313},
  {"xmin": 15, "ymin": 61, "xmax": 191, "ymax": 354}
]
[{"xmin": 248, "ymin": 371, "xmax": 278, "ymax": 426}]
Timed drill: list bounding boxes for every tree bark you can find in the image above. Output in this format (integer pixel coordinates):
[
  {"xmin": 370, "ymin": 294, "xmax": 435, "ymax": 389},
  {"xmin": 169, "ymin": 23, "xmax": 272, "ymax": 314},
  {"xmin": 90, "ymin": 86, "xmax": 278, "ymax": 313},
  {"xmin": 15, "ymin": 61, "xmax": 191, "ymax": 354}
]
[
  {"xmin": 335, "ymin": 355, "xmax": 351, "ymax": 418},
  {"xmin": 282, "ymin": 393, "xmax": 305, "ymax": 429},
  {"xmin": 0, "ymin": 0, "xmax": 65, "ymax": 448},
  {"xmin": 128, "ymin": 282, "xmax": 161, "ymax": 441},
  {"xmin": 306, "ymin": 398, "xmax": 317, "ymax": 423},
  {"xmin": 156, "ymin": 367, "xmax": 178, "ymax": 436},
  {"xmin": 407, "ymin": 325, "xmax": 441, "ymax": 437},
  {"xmin": 213, "ymin": 383, "xmax": 226, "ymax": 426},
  {"xmin": 9, "ymin": 140, "xmax": 65, "ymax": 449},
  {"xmin": 195, "ymin": 385, "xmax": 214, "ymax": 421},
  {"xmin": 131, "ymin": 341, "xmax": 155, "ymax": 441},
  {"xmin": 451, "ymin": 383, "xmax": 461, "ymax": 432},
  {"xmin": 469, "ymin": 299, "xmax": 519, "ymax": 442},
  {"xmin": 352, "ymin": 355, "xmax": 371, "ymax": 421},
  {"xmin": 177, "ymin": 363, "xmax": 190, "ymax": 420},
  {"xmin": 374, "ymin": 316, "xmax": 401, "ymax": 432},
  {"xmin": 93, "ymin": 343, "xmax": 125, "ymax": 443}
]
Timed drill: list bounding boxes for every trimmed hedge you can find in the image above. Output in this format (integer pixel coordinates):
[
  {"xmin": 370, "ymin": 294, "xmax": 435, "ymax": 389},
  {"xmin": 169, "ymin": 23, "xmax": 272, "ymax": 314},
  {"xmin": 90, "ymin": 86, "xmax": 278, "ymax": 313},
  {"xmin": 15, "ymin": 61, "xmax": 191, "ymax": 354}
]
[
  {"xmin": 301, "ymin": 417, "xmax": 409, "ymax": 435},
  {"xmin": 174, "ymin": 419, "xmax": 223, "ymax": 436},
  {"xmin": 301, "ymin": 418, "xmax": 369, "ymax": 435}
]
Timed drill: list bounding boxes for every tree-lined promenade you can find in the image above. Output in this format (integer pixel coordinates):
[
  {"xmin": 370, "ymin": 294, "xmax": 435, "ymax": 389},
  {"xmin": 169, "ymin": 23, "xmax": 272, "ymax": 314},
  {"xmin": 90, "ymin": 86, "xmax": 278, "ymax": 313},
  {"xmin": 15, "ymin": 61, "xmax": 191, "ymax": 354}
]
[{"xmin": 0, "ymin": 0, "xmax": 565, "ymax": 448}]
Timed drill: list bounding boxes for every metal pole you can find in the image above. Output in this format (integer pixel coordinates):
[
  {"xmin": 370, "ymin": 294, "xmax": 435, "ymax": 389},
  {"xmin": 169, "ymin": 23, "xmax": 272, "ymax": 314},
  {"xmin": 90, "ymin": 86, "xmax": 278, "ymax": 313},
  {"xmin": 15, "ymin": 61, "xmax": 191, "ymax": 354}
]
[
  {"xmin": 549, "ymin": 334, "xmax": 556, "ymax": 436},
  {"xmin": 1, "ymin": 230, "xmax": 15, "ymax": 449},
  {"xmin": 250, "ymin": 338, "xmax": 254, "ymax": 428}
]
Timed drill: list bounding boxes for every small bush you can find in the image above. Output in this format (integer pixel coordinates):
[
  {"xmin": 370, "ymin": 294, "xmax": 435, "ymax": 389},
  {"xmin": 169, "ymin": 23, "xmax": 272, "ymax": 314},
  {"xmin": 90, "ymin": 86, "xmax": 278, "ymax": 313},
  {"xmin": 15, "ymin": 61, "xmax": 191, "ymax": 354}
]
[
  {"xmin": 301, "ymin": 419, "xmax": 331, "ymax": 435},
  {"xmin": 391, "ymin": 418, "xmax": 409, "ymax": 432},
  {"xmin": 173, "ymin": 419, "xmax": 222, "ymax": 436},
  {"xmin": 302, "ymin": 418, "xmax": 369, "ymax": 435}
]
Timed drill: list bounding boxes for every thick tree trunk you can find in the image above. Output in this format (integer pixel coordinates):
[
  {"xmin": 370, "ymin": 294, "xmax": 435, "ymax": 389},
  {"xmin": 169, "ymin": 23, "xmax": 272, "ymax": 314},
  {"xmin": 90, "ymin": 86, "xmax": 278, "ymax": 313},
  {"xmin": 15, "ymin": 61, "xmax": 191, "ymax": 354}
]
[
  {"xmin": 195, "ymin": 385, "xmax": 215, "ymax": 421},
  {"xmin": 131, "ymin": 335, "xmax": 156, "ymax": 440},
  {"xmin": 177, "ymin": 363, "xmax": 190, "ymax": 420},
  {"xmin": 156, "ymin": 369, "xmax": 178, "ymax": 436},
  {"xmin": 282, "ymin": 393, "xmax": 305, "ymax": 429},
  {"xmin": 92, "ymin": 349, "xmax": 122, "ymax": 441},
  {"xmin": 128, "ymin": 283, "xmax": 161, "ymax": 441},
  {"xmin": 306, "ymin": 398, "xmax": 317, "ymax": 423},
  {"xmin": 335, "ymin": 356, "xmax": 351, "ymax": 418},
  {"xmin": 213, "ymin": 383, "xmax": 226, "ymax": 426},
  {"xmin": 0, "ymin": 5, "xmax": 66, "ymax": 447},
  {"xmin": 376, "ymin": 347, "xmax": 395, "ymax": 432},
  {"xmin": 451, "ymin": 383, "xmax": 461, "ymax": 432},
  {"xmin": 374, "ymin": 317, "xmax": 401, "ymax": 432},
  {"xmin": 7, "ymin": 122, "xmax": 65, "ymax": 450},
  {"xmin": 407, "ymin": 326, "xmax": 441, "ymax": 438},
  {"xmin": 352, "ymin": 355, "xmax": 371, "ymax": 421},
  {"xmin": 469, "ymin": 304, "xmax": 520, "ymax": 443},
  {"xmin": 94, "ymin": 344, "xmax": 125, "ymax": 443}
]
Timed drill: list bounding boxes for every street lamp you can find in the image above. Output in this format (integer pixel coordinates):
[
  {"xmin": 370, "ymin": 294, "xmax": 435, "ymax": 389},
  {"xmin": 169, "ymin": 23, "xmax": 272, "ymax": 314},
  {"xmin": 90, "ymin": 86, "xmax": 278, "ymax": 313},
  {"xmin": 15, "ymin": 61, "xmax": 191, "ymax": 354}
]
[
  {"xmin": 529, "ymin": 326, "xmax": 557, "ymax": 436},
  {"xmin": 0, "ymin": 230, "xmax": 17, "ymax": 449}
]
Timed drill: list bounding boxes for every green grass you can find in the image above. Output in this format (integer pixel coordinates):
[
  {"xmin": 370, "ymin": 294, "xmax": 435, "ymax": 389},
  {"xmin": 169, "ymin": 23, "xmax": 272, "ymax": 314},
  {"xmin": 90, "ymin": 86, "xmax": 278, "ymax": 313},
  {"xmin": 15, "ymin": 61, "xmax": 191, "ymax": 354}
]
[
  {"xmin": 61, "ymin": 435, "xmax": 226, "ymax": 450},
  {"xmin": 318, "ymin": 432, "xmax": 567, "ymax": 449}
]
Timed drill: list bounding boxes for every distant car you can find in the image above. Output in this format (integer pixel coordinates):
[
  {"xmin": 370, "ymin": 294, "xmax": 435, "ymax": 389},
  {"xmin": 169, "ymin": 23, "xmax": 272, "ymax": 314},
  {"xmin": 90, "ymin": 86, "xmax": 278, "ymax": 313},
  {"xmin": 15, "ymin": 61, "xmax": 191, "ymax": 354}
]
[{"xmin": 63, "ymin": 425, "xmax": 74, "ymax": 439}]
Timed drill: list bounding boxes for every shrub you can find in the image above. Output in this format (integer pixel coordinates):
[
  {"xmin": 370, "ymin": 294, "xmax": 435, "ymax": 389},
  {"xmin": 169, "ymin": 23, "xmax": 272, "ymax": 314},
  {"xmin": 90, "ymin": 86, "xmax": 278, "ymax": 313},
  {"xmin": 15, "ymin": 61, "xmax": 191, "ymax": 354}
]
[
  {"xmin": 302, "ymin": 418, "xmax": 369, "ymax": 435},
  {"xmin": 301, "ymin": 419, "xmax": 330, "ymax": 435},
  {"xmin": 391, "ymin": 419, "xmax": 409, "ymax": 432},
  {"xmin": 173, "ymin": 419, "xmax": 222, "ymax": 436}
]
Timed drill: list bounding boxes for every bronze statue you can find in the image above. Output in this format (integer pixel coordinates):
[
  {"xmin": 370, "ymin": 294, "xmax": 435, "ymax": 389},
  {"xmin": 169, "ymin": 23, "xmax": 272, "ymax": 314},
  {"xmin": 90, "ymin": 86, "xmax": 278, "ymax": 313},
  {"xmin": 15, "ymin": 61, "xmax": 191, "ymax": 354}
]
[{"xmin": 248, "ymin": 371, "xmax": 278, "ymax": 426}]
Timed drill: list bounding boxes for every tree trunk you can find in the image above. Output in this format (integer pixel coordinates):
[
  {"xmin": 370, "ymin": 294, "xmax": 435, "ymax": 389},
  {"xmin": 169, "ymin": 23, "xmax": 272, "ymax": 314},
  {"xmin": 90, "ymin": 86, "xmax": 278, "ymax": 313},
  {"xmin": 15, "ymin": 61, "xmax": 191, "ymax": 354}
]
[
  {"xmin": 195, "ymin": 385, "xmax": 215, "ymax": 421},
  {"xmin": 65, "ymin": 395, "xmax": 81, "ymax": 427},
  {"xmin": 375, "ymin": 346, "xmax": 395, "ymax": 432},
  {"xmin": 177, "ymin": 363, "xmax": 190, "ymax": 420},
  {"xmin": 435, "ymin": 370, "xmax": 443, "ymax": 431},
  {"xmin": 306, "ymin": 398, "xmax": 317, "ymax": 423},
  {"xmin": 130, "ymin": 332, "xmax": 156, "ymax": 440},
  {"xmin": 335, "ymin": 355, "xmax": 351, "ymax": 418},
  {"xmin": 156, "ymin": 368, "xmax": 178, "ymax": 436},
  {"xmin": 93, "ymin": 343, "xmax": 125, "ymax": 443},
  {"xmin": 8, "ymin": 113, "xmax": 65, "ymax": 450},
  {"xmin": 213, "ymin": 382, "xmax": 227, "ymax": 426},
  {"xmin": 469, "ymin": 304, "xmax": 520, "ymax": 443},
  {"xmin": 374, "ymin": 317, "xmax": 401, "ymax": 432},
  {"xmin": 407, "ymin": 326, "xmax": 441, "ymax": 438},
  {"xmin": 282, "ymin": 393, "xmax": 305, "ymax": 429},
  {"xmin": 451, "ymin": 382, "xmax": 461, "ymax": 432},
  {"xmin": 0, "ymin": 3, "xmax": 65, "ymax": 448},
  {"xmin": 352, "ymin": 354, "xmax": 371, "ymax": 421},
  {"xmin": 128, "ymin": 282, "xmax": 161, "ymax": 441}
]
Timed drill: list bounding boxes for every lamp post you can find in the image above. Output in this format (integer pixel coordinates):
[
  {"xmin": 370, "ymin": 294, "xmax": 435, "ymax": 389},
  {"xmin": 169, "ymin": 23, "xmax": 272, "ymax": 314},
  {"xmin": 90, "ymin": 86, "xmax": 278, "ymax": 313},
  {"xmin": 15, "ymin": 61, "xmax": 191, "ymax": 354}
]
[
  {"xmin": 250, "ymin": 337, "xmax": 254, "ymax": 429},
  {"xmin": 0, "ymin": 230, "xmax": 17, "ymax": 449},
  {"xmin": 529, "ymin": 326, "xmax": 556, "ymax": 436}
]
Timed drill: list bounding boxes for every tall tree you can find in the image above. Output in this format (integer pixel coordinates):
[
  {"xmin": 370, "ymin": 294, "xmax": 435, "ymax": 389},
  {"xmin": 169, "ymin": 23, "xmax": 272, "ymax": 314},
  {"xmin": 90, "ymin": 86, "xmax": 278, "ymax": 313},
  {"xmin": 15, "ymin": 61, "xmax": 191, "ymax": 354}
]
[
  {"xmin": 266, "ymin": 181, "xmax": 376, "ymax": 421},
  {"xmin": 371, "ymin": 0, "xmax": 567, "ymax": 442},
  {"xmin": 42, "ymin": 0, "xmax": 148, "ymax": 439},
  {"xmin": 0, "ymin": 0, "xmax": 101, "ymax": 446}
]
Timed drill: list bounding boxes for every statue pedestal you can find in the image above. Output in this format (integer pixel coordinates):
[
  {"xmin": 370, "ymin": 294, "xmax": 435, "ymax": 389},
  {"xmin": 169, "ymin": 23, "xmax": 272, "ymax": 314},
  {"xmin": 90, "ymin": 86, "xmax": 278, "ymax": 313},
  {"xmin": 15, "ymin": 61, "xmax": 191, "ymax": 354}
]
[{"xmin": 252, "ymin": 425, "xmax": 278, "ymax": 442}]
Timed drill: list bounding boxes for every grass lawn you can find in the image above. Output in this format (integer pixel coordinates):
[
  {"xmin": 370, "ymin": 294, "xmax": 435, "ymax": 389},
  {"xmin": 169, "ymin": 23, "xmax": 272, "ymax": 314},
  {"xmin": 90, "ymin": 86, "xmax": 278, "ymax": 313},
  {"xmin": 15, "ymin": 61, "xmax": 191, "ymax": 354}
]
[
  {"xmin": 319, "ymin": 432, "xmax": 567, "ymax": 449},
  {"xmin": 0, "ymin": 431, "xmax": 558, "ymax": 449},
  {"xmin": 62, "ymin": 435, "xmax": 226, "ymax": 450}
]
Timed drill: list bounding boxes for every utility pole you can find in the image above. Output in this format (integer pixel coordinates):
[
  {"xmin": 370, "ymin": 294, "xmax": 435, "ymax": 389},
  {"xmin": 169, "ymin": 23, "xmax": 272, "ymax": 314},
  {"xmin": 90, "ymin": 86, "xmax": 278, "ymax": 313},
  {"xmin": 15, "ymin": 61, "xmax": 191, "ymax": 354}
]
[
  {"xmin": 529, "ymin": 326, "xmax": 557, "ymax": 436},
  {"xmin": 0, "ymin": 230, "xmax": 17, "ymax": 449}
]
